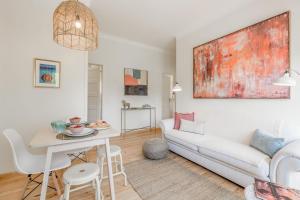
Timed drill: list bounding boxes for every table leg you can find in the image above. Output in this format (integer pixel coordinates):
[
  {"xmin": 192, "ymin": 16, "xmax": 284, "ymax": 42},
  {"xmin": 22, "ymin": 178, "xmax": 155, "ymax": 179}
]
[
  {"xmin": 105, "ymin": 138, "xmax": 115, "ymax": 200},
  {"xmin": 40, "ymin": 149, "xmax": 52, "ymax": 200}
]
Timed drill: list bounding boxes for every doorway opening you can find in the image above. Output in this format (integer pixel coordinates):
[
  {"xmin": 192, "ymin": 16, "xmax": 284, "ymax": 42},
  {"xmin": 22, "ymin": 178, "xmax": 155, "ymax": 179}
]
[{"xmin": 162, "ymin": 74, "xmax": 174, "ymax": 119}]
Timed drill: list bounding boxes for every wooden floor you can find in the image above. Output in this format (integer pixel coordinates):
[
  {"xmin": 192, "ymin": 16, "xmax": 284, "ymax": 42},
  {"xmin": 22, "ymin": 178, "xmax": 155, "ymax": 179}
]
[{"xmin": 0, "ymin": 130, "xmax": 244, "ymax": 200}]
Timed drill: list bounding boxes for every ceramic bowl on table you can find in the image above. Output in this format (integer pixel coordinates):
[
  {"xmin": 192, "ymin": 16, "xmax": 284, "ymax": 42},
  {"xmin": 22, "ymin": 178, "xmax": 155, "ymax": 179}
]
[
  {"xmin": 69, "ymin": 117, "xmax": 81, "ymax": 124},
  {"xmin": 69, "ymin": 124, "xmax": 84, "ymax": 134}
]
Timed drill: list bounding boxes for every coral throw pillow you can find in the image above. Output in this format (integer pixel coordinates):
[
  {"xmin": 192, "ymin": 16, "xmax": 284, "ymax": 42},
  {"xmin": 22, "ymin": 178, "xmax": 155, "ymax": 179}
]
[{"xmin": 174, "ymin": 112, "xmax": 194, "ymax": 130}]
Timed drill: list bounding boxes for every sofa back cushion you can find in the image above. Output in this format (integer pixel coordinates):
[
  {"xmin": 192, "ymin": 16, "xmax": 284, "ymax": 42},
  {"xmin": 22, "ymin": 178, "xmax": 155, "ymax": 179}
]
[
  {"xmin": 174, "ymin": 112, "xmax": 194, "ymax": 129},
  {"xmin": 250, "ymin": 129, "xmax": 285, "ymax": 157}
]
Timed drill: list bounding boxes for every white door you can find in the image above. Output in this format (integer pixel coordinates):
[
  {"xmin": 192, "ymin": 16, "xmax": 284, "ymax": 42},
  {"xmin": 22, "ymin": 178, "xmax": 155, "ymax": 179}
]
[{"xmin": 88, "ymin": 64, "xmax": 103, "ymax": 122}]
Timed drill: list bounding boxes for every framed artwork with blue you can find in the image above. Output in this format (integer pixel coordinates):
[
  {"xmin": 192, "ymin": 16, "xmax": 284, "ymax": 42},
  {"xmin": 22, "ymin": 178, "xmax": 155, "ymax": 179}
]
[
  {"xmin": 124, "ymin": 68, "xmax": 148, "ymax": 95},
  {"xmin": 34, "ymin": 58, "xmax": 61, "ymax": 88}
]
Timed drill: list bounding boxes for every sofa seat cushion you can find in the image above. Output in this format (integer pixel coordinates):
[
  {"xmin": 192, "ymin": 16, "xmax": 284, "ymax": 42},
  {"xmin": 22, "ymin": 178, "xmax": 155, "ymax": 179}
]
[
  {"xmin": 198, "ymin": 137, "xmax": 271, "ymax": 178},
  {"xmin": 164, "ymin": 129, "xmax": 206, "ymax": 151}
]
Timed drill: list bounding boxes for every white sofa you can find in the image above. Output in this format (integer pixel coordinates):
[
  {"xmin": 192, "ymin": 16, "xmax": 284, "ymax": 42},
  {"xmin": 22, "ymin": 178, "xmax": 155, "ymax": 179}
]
[{"xmin": 160, "ymin": 118, "xmax": 300, "ymax": 189}]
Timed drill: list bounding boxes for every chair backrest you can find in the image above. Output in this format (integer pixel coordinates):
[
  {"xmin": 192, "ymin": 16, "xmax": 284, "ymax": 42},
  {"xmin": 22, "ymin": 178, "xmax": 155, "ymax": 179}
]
[{"xmin": 3, "ymin": 129, "xmax": 33, "ymax": 174}]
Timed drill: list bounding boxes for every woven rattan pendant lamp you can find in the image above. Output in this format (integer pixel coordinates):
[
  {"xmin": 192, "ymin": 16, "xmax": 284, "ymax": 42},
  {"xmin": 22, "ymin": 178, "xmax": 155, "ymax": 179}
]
[{"xmin": 53, "ymin": 0, "xmax": 99, "ymax": 51}]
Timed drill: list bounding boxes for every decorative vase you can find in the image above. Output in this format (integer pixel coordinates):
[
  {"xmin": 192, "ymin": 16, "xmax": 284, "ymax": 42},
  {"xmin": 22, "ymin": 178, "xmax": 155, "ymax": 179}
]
[{"xmin": 51, "ymin": 120, "xmax": 66, "ymax": 133}]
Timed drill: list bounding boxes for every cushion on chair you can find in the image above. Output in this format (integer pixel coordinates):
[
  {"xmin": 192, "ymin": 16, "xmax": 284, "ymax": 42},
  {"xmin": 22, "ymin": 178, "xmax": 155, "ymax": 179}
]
[{"xmin": 143, "ymin": 138, "xmax": 169, "ymax": 160}]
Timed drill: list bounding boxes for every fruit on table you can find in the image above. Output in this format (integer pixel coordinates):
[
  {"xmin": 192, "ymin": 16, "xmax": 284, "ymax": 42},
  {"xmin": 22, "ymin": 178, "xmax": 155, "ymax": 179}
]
[{"xmin": 69, "ymin": 124, "xmax": 84, "ymax": 133}]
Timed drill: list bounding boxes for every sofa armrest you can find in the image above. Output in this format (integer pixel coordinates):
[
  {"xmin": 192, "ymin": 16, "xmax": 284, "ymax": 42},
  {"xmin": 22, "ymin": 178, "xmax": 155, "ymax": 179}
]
[
  {"xmin": 159, "ymin": 118, "xmax": 174, "ymax": 136},
  {"xmin": 270, "ymin": 140, "xmax": 300, "ymax": 189}
]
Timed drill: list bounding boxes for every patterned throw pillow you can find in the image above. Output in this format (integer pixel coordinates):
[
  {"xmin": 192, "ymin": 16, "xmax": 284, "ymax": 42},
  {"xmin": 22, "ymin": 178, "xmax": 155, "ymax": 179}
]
[{"xmin": 174, "ymin": 112, "xmax": 194, "ymax": 130}]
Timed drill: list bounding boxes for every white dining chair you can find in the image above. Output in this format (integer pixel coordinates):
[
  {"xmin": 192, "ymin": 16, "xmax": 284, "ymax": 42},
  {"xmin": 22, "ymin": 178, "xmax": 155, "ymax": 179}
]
[{"xmin": 3, "ymin": 129, "xmax": 71, "ymax": 199}]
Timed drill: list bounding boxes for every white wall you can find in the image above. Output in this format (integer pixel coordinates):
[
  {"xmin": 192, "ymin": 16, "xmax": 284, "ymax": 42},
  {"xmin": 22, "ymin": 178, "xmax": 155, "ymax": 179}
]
[
  {"xmin": 89, "ymin": 35, "xmax": 175, "ymax": 131},
  {"xmin": 176, "ymin": 0, "xmax": 300, "ymax": 143},
  {"xmin": 0, "ymin": 0, "xmax": 88, "ymax": 173}
]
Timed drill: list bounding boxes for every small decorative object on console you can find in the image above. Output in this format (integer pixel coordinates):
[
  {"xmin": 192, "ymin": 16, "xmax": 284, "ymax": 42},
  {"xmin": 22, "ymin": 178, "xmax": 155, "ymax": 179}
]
[
  {"xmin": 254, "ymin": 179, "xmax": 300, "ymax": 200},
  {"xmin": 122, "ymin": 100, "xmax": 130, "ymax": 109}
]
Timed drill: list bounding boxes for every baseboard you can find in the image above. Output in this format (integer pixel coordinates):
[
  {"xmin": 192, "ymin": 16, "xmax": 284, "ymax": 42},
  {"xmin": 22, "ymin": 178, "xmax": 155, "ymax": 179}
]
[
  {"xmin": 0, "ymin": 171, "xmax": 20, "ymax": 177},
  {"xmin": 121, "ymin": 128, "xmax": 161, "ymax": 135}
]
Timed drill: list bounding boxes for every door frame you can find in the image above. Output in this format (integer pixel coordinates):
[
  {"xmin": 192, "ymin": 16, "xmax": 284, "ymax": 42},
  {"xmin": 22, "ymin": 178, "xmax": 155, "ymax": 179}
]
[
  {"xmin": 163, "ymin": 74, "xmax": 174, "ymax": 118},
  {"xmin": 87, "ymin": 63, "xmax": 103, "ymax": 121}
]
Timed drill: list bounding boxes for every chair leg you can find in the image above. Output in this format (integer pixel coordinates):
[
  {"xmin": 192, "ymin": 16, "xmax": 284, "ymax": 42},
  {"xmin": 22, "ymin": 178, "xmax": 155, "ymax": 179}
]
[
  {"xmin": 56, "ymin": 171, "xmax": 64, "ymax": 189},
  {"xmin": 84, "ymin": 151, "xmax": 89, "ymax": 162},
  {"xmin": 63, "ymin": 184, "xmax": 70, "ymax": 200},
  {"xmin": 119, "ymin": 153, "xmax": 128, "ymax": 186},
  {"xmin": 114, "ymin": 156, "xmax": 118, "ymax": 173},
  {"xmin": 52, "ymin": 171, "xmax": 61, "ymax": 196},
  {"xmin": 92, "ymin": 180, "xmax": 96, "ymax": 189},
  {"xmin": 21, "ymin": 175, "xmax": 31, "ymax": 200},
  {"xmin": 99, "ymin": 156, "xmax": 105, "ymax": 185},
  {"xmin": 95, "ymin": 178, "xmax": 101, "ymax": 200}
]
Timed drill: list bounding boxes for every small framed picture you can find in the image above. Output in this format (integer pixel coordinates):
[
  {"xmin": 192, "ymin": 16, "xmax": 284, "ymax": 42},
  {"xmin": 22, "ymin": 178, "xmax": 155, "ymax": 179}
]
[{"xmin": 33, "ymin": 58, "xmax": 61, "ymax": 88}]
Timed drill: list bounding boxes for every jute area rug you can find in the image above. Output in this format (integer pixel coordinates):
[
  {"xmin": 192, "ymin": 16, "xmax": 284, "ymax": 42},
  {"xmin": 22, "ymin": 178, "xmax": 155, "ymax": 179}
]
[{"xmin": 125, "ymin": 157, "xmax": 244, "ymax": 200}]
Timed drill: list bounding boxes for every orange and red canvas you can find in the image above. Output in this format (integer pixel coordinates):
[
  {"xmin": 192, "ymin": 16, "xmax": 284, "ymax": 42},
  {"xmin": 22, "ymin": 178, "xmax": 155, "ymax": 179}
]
[
  {"xmin": 193, "ymin": 12, "xmax": 290, "ymax": 99},
  {"xmin": 124, "ymin": 68, "xmax": 148, "ymax": 95}
]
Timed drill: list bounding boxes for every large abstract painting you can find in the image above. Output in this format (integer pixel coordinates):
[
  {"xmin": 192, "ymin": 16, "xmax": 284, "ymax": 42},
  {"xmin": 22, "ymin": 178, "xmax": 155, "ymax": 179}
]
[
  {"xmin": 124, "ymin": 68, "xmax": 148, "ymax": 95},
  {"xmin": 193, "ymin": 12, "xmax": 290, "ymax": 99}
]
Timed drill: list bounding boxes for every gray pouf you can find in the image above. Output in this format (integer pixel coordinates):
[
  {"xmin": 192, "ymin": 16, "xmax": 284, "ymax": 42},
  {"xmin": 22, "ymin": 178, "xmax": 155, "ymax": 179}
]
[{"xmin": 143, "ymin": 138, "xmax": 169, "ymax": 160}]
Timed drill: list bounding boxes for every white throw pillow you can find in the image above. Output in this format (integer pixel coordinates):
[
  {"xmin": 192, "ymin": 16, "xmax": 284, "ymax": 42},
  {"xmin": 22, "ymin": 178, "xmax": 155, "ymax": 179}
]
[{"xmin": 180, "ymin": 119, "xmax": 205, "ymax": 134}]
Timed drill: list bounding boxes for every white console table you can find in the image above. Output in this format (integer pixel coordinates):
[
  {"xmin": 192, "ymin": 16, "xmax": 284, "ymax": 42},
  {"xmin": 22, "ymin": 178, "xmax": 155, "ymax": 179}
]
[{"xmin": 121, "ymin": 107, "xmax": 156, "ymax": 135}]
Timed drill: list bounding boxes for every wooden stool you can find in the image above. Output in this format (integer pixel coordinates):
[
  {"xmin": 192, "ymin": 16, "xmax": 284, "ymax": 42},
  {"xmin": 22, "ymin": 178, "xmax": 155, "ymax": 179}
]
[
  {"xmin": 61, "ymin": 163, "xmax": 103, "ymax": 200},
  {"xmin": 97, "ymin": 145, "xmax": 128, "ymax": 186}
]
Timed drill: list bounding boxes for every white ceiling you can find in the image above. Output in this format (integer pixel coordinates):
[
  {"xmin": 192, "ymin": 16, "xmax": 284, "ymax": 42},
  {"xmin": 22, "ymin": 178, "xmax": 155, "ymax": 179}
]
[{"xmin": 89, "ymin": 0, "xmax": 258, "ymax": 52}]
